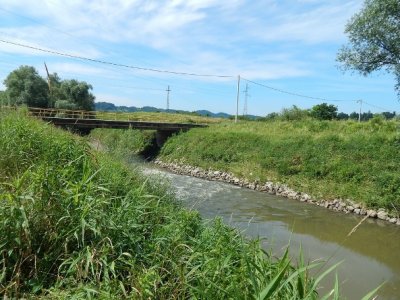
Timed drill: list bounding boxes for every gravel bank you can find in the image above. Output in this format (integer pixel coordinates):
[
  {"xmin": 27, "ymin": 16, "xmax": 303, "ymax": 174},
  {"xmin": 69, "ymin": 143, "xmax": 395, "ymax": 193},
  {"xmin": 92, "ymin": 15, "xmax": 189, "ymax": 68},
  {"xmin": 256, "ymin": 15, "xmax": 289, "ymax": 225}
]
[{"xmin": 154, "ymin": 159, "xmax": 400, "ymax": 226}]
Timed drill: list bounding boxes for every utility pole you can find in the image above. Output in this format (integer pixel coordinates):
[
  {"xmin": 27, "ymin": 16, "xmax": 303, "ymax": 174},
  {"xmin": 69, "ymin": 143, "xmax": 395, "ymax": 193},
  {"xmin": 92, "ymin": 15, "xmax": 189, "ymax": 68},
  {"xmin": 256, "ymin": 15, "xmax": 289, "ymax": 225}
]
[
  {"xmin": 243, "ymin": 83, "xmax": 250, "ymax": 116},
  {"xmin": 235, "ymin": 75, "xmax": 240, "ymax": 123},
  {"xmin": 357, "ymin": 99, "xmax": 363, "ymax": 122},
  {"xmin": 44, "ymin": 62, "xmax": 51, "ymax": 91},
  {"xmin": 166, "ymin": 85, "xmax": 171, "ymax": 111},
  {"xmin": 44, "ymin": 62, "xmax": 53, "ymax": 107}
]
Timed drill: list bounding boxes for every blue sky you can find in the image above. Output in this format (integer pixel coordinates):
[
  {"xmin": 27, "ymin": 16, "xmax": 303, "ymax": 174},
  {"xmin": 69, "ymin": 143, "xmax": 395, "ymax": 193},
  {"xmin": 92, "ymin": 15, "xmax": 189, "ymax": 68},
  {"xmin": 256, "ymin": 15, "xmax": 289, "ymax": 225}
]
[{"xmin": 0, "ymin": 0, "xmax": 398, "ymax": 116}]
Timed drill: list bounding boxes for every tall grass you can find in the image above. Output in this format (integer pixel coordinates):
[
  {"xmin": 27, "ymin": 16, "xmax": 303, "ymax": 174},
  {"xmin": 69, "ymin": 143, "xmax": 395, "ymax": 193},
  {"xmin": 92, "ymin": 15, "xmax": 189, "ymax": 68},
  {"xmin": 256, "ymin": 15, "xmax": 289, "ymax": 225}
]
[
  {"xmin": 0, "ymin": 110, "xmax": 342, "ymax": 298},
  {"xmin": 90, "ymin": 128, "xmax": 154, "ymax": 158},
  {"xmin": 159, "ymin": 118, "xmax": 400, "ymax": 210},
  {"xmin": 95, "ymin": 110, "xmax": 224, "ymax": 124}
]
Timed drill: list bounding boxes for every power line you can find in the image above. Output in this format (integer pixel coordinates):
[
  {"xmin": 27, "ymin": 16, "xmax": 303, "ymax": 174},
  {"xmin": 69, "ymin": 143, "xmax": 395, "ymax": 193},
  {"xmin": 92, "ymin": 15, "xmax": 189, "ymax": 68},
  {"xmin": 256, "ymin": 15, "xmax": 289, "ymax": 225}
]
[
  {"xmin": 0, "ymin": 7, "xmax": 163, "ymax": 70},
  {"xmin": 0, "ymin": 38, "xmax": 234, "ymax": 78},
  {"xmin": 0, "ymin": 8, "xmax": 234, "ymax": 94},
  {"xmin": 241, "ymin": 77, "xmax": 356, "ymax": 103},
  {"xmin": 1, "ymin": 37, "xmax": 396, "ymax": 112},
  {"xmin": 363, "ymin": 101, "xmax": 394, "ymax": 112},
  {"xmin": 0, "ymin": 58, "xmax": 231, "ymax": 98},
  {"xmin": 0, "ymin": 58, "xmax": 168, "ymax": 93}
]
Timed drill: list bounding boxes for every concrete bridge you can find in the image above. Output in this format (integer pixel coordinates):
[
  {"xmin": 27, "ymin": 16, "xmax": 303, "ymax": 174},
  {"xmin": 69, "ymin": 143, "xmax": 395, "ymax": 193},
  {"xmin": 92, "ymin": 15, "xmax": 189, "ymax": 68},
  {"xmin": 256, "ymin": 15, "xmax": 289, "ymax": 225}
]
[{"xmin": 28, "ymin": 107, "xmax": 207, "ymax": 146}]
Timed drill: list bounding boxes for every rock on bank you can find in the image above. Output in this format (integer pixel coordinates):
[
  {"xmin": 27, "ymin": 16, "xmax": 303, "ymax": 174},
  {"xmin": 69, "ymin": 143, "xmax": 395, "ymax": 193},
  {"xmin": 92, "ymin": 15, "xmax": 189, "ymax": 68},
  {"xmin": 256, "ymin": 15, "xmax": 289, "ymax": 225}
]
[{"xmin": 154, "ymin": 159, "xmax": 400, "ymax": 226}]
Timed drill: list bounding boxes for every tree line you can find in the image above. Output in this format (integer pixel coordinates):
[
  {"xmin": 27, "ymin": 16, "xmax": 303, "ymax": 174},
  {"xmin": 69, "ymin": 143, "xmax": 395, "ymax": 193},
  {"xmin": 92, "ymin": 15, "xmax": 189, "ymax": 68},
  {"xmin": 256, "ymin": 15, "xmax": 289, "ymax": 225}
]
[
  {"xmin": 0, "ymin": 65, "xmax": 95, "ymax": 111},
  {"xmin": 262, "ymin": 103, "xmax": 397, "ymax": 122}
]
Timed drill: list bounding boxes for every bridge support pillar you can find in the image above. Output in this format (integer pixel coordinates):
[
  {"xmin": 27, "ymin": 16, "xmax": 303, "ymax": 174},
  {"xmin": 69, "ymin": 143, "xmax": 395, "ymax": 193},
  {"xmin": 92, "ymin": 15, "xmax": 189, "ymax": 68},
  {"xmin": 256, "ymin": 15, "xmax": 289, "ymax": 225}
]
[{"xmin": 155, "ymin": 130, "xmax": 176, "ymax": 147}]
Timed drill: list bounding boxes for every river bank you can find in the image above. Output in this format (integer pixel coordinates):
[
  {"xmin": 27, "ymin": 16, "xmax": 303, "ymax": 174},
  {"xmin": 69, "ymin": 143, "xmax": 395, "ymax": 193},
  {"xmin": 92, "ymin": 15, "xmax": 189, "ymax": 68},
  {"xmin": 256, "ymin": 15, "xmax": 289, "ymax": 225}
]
[
  {"xmin": 157, "ymin": 119, "xmax": 400, "ymax": 224},
  {"xmin": 0, "ymin": 109, "xmax": 338, "ymax": 298},
  {"xmin": 88, "ymin": 126, "xmax": 397, "ymax": 299},
  {"xmin": 143, "ymin": 164, "xmax": 400, "ymax": 300},
  {"xmin": 154, "ymin": 159, "xmax": 400, "ymax": 226}
]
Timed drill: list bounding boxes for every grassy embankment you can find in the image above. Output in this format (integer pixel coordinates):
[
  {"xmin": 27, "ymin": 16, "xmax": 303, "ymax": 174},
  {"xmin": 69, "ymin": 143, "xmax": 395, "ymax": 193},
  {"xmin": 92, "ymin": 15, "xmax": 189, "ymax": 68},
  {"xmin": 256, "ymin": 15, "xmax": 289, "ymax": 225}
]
[
  {"xmin": 95, "ymin": 110, "xmax": 224, "ymax": 124},
  {"xmin": 159, "ymin": 118, "xmax": 400, "ymax": 211},
  {"xmin": 90, "ymin": 127, "xmax": 155, "ymax": 158},
  {"xmin": 0, "ymin": 109, "xmax": 337, "ymax": 299}
]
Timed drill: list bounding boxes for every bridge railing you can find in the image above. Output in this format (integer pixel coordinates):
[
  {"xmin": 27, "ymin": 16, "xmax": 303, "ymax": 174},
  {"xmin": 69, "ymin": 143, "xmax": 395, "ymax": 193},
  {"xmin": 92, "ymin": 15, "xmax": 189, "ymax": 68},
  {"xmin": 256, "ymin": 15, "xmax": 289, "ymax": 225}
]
[
  {"xmin": 3, "ymin": 105, "xmax": 217, "ymax": 125},
  {"xmin": 28, "ymin": 108, "xmax": 151, "ymax": 121},
  {"xmin": 26, "ymin": 107, "xmax": 214, "ymax": 124},
  {"xmin": 28, "ymin": 107, "xmax": 97, "ymax": 119}
]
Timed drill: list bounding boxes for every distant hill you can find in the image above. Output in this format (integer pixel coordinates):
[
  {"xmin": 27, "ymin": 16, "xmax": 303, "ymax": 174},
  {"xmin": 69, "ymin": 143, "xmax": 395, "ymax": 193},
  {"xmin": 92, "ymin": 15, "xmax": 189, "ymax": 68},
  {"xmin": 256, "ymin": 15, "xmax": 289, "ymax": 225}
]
[
  {"xmin": 195, "ymin": 110, "xmax": 230, "ymax": 118},
  {"xmin": 95, "ymin": 101, "xmax": 261, "ymax": 119}
]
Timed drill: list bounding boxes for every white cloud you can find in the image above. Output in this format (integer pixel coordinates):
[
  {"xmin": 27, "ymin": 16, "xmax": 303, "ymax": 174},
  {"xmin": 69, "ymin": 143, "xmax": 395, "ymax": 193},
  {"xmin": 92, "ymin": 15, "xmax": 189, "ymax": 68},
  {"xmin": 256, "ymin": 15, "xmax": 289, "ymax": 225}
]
[
  {"xmin": 0, "ymin": 0, "xmax": 364, "ymax": 83},
  {"xmin": 0, "ymin": 25, "xmax": 102, "ymax": 58},
  {"xmin": 255, "ymin": 1, "xmax": 362, "ymax": 44},
  {"xmin": 48, "ymin": 62, "xmax": 107, "ymax": 76}
]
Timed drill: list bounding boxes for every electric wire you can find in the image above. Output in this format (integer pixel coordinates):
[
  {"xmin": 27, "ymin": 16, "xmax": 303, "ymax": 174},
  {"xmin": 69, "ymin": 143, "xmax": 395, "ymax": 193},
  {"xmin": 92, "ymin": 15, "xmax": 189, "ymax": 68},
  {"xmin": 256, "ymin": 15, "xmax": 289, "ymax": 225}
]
[
  {"xmin": 0, "ymin": 38, "xmax": 396, "ymax": 112},
  {"xmin": 0, "ymin": 7, "xmax": 164, "ymax": 70},
  {"xmin": 363, "ymin": 101, "xmax": 394, "ymax": 112},
  {"xmin": 0, "ymin": 7, "xmax": 396, "ymax": 111},
  {"xmin": 0, "ymin": 38, "xmax": 234, "ymax": 78},
  {"xmin": 241, "ymin": 77, "xmax": 357, "ymax": 103}
]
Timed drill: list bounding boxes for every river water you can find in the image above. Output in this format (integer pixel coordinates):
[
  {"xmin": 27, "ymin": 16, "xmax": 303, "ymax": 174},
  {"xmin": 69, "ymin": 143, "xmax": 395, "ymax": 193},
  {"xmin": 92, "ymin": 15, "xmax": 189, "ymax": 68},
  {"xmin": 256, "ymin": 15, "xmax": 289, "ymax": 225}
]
[{"xmin": 142, "ymin": 165, "xmax": 400, "ymax": 300}]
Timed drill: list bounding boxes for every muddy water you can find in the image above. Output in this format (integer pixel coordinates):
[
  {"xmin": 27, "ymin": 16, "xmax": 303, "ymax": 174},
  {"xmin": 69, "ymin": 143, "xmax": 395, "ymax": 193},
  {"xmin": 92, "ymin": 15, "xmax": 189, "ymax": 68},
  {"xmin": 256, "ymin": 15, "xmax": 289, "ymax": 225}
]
[{"xmin": 143, "ymin": 166, "xmax": 400, "ymax": 300}]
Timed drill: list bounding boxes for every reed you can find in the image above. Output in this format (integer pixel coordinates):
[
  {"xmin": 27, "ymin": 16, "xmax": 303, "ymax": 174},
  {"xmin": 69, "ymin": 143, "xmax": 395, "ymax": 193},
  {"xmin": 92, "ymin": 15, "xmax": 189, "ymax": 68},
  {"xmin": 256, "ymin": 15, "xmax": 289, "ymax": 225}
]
[{"xmin": 0, "ymin": 109, "xmax": 380, "ymax": 299}]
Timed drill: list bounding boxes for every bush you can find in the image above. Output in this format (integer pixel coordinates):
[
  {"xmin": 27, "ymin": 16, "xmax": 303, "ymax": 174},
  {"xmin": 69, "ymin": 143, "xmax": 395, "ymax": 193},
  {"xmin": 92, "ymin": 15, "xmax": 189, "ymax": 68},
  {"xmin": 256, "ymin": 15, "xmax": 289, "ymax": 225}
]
[
  {"xmin": 310, "ymin": 103, "xmax": 338, "ymax": 120},
  {"xmin": 281, "ymin": 105, "xmax": 310, "ymax": 121}
]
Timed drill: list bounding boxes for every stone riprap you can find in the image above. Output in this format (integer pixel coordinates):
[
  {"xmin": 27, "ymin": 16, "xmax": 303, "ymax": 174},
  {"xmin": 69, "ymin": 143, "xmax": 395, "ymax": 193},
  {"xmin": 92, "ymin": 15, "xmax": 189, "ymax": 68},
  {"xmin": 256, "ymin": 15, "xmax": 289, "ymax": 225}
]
[{"xmin": 154, "ymin": 159, "xmax": 400, "ymax": 226}]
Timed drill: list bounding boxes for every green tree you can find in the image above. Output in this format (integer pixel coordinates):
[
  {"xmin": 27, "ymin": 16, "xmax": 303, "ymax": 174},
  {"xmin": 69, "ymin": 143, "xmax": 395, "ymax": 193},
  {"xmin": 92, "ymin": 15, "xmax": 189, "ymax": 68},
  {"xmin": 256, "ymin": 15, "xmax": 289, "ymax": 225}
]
[
  {"xmin": 281, "ymin": 105, "xmax": 309, "ymax": 121},
  {"xmin": 381, "ymin": 111, "xmax": 396, "ymax": 119},
  {"xmin": 265, "ymin": 112, "xmax": 279, "ymax": 120},
  {"xmin": 310, "ymin": 103, "xmax": 338, "ymax": 120},
  {"xmin": 337, "ymin": 112, "xmax": 349, "ymax": 120},
  {"xmin": 0, "ymin": 90, "xmax": 7, "ymax": 106},
  {"xmin": 4, "ymin": 66, "xmax": 49, "ymax": 107},
  {"xmin": 337, "ymin": 0, "xmax": 400, "ymax": 97},
  {"xmin": 57, "ymin": 79, "xmax": 95, "ymax": 111},
  {"xmin": 362, "ymin": 111, "xmax": 374, "ymax": 121},
  {"xmin": 349, "ymin": 112, "xmax": 359, "ymax": 120}
]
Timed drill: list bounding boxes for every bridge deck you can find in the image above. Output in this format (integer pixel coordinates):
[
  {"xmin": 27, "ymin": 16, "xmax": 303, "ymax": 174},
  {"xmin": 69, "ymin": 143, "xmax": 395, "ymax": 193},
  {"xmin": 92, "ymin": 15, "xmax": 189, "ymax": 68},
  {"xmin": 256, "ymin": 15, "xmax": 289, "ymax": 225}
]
[
  {"xmin": 40, "ymin": 116, "xmax": 207, "ymax": 131},
  {"xmin": 28, "ymin": 107, "xmax": 207, "ymax": 131}
]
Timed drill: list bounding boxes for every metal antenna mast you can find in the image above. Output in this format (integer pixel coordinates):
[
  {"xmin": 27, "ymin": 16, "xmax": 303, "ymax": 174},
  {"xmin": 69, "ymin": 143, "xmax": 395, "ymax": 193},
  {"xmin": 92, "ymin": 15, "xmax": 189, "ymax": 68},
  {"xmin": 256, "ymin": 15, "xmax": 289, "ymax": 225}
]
[{"xmin": 166, "ymin": 85, "xmax": 171, "ymax": 111}]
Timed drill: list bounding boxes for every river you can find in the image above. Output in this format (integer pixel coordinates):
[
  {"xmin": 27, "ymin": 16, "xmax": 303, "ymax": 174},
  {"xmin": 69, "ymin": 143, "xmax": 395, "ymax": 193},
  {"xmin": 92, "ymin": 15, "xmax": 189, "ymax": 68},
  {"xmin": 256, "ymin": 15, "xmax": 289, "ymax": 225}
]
[{"xmin": 142, "ymin": 164, "xmax": 400, "ymax": 300}]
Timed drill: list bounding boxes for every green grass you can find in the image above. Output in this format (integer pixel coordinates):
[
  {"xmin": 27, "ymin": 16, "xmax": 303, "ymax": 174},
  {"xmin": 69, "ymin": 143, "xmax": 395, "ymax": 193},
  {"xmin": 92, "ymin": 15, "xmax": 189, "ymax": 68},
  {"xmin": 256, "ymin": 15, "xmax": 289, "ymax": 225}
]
[
  {"xmin": 89, "ymin": 128, "xmax": 154, "ymax": 158},
  {"xmin": 95, "ymin": 110, "xmax": 225, "ymax": 124},
  {"xmin": 0, "ymin": 109, "xmax": 343, "ymax": 299},
  {"xmin": 159, "ymin": 118, "xmax": 400, "ymax": 210}
]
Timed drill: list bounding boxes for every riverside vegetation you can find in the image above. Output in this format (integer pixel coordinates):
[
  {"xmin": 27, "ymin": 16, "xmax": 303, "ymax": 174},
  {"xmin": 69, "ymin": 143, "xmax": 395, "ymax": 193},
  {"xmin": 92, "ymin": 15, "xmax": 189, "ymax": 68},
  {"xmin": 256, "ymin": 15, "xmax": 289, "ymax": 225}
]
[
  {"xmin": 0, "ymin": 109, "xmax": 355, "ymax": 299},
  {"xmin": 159, "ymin": 118, "xmax": 400, "ymax": 213},
  {"xmin": 95, "ymin": 110, "xmax": 224, "ymax": 124}
]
